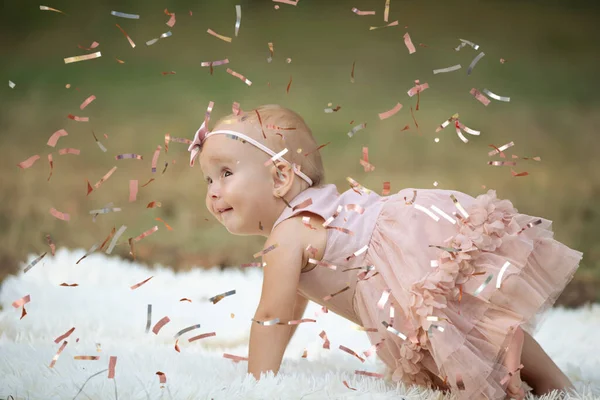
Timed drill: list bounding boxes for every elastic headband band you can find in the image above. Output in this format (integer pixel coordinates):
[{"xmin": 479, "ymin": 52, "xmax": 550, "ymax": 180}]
[{"xmin": 188, "ymin": 122, "xmax": 313, "ymax": 186}]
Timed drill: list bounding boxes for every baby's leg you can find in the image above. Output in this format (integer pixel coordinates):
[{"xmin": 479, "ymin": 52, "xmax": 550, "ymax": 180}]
[
  {"xmin": 520, "ymin": 329, "xmax": 575, "ymax": 396},
  {"xmin": 503, "ymin": 326, "xmax": 525, "ymax": 399}
]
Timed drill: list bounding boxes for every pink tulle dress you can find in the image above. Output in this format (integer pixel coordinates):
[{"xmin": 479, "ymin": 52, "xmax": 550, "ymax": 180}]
[{"xmin": 272, "ymin": 184, "xmax": 583, "ymax": 399}]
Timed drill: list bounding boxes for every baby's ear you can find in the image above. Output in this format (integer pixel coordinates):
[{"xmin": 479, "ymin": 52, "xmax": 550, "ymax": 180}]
[{"xmin": 271, "ymin": 161, "xmax": 294, "ymax": 197}]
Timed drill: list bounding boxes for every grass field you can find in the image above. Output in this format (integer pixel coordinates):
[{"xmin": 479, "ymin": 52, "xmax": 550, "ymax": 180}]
[{"xmin": 1, "ymin": 0, "xmax": 599, "ymax": 303}]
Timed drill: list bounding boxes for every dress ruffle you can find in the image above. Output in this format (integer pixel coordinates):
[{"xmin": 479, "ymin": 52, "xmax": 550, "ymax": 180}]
[{"xmin": 356, "ymin": 189, "xmax": 583, "ymax": 399}]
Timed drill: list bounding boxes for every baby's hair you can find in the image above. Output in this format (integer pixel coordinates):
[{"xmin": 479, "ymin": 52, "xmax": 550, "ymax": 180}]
[{"xmin": 211, "ymin": 104, "xmax": 326, "ymax": 187}]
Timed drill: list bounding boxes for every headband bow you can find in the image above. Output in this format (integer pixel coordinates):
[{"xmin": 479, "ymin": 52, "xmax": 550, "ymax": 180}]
[{"xmin": 188, "ymin": 121, "xmax": 210, "ymax": 167}]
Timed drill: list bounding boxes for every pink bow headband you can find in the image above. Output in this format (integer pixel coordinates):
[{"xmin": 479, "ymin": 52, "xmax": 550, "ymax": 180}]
[{"xmin": 188, "ymin": 121, "xmax": 314, "ymax": 186}]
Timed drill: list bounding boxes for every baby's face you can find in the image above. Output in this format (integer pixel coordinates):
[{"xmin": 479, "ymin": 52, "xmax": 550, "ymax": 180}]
[{"xmin": 198, "ymin": 122, "xmax": 275, "ymax": 236}]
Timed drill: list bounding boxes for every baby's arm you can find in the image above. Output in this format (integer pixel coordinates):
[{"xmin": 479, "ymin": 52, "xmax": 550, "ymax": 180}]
[
  {"xmin": 286, "ymin": 293, "xmax": 309, "ymax": 348},
  {"xmin": 248, "ymin": 217, "xmax": 305, "ymax": 380}
]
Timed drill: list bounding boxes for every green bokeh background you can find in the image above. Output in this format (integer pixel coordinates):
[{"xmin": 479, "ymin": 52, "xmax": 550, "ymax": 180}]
[{"xmin": 1, "ymin": 0, "xmax": 598, "ymax": 303}]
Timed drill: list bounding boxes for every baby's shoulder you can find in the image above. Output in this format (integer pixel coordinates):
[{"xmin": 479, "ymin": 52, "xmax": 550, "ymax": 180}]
[{"xmin": 270, "ymin": 211, "xmax": 327, "ymax": 273}]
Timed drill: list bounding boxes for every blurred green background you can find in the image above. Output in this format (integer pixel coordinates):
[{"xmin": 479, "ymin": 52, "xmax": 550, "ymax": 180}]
[{"xmin": 1, "ymin": 0, "xmax": 599, "ymax": 305}]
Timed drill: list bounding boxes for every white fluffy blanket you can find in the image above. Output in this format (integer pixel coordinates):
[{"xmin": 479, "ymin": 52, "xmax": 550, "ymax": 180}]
[{"xmin": 1, "ymin": 249, "xmax": 599, "ymax": 399}]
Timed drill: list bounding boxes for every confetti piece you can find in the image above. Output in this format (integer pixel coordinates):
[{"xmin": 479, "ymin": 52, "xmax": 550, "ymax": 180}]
[
  {"xmin": 146, "ymin": 31, "xmax": 172, "ymax": 46},
  {"xmin": 407, "ymin": 82, "xmax": 429, "ymax": 97},
  {"xmin": 40, "ymin": 5, "xmax": 66, "ymax": 14},
  {"xmin": 482, "ymin": 88, "xmax": 511, "ymax": 102},
  {"xmin": 384, "ymin": 0, "xmax": 391, "ymax": 21},
  {"xmin": 130, "ymin": 276, "xmax": 153, "ymax": 290},
  {"xmin": 74, "ymin": 355, "xmax": 100, "ymax": 361},
  {"xmin": 59, "ymin": 283, "xmax": 79, "ymax": 287},
  {"xmin": 46, "ymin": 234, "xmax": 56, "ymax": 255},
  {"xmin": 23, "ymin": 252, "xmax": 47, "ymax": 273},
  {"xmin": 79, "ymin": 95, "xmax": 96, "ymax": 110},
  {"xmin": 12, "ymin": 294, "xmax": 30, "ymax": 309},
  {"xmin": 108, "ymin": 356, "xmax": 117, "ymax": 378},
  {"xmin": 64, "ymin": 52, "xmax": 102, "ymax": 64},
  {"xmin": 352, "ymin": 8, "xmax": 375, "ymax": 15},
  {"xmin": 511, "ymin": 168, "xmax": 529, "ymax": 177},
  {"xmin": 111, "ymin": 10, "xmax": 139, "ymax": 19},
  {"xmin": 9, "ymin": 80, "xmax": 15, "ymax": 88},
  {"xmin": 49, "ymin": 341, "xmax": 68, "ymax": 368},
  {"xmin": 345, "ymin": 244, "xmax": 368, "ymax": 261},
  {"xmin": 263, "ymin": 148, "xmax": 289, "ymax": 166},
  {"xmin": 105, "ymin": 225, "xmax": 127, "ymax": 254},
  {"xmin": 517, "ymin": 219, "xmax": 543, "ymax": 235},
  {"xmin": 487, "ymin": 161, "xmax": 517, "ymax": 167},
  {"xmin": 433, "ymin": 64, "xmax": 462, "ymax": 74},
  {"xmin": 174, "ymin": 324, "xmax": 202, "ymax": 339},
  {"xmin": 323, "ymin": 285, "xmax": 350, "ymax": 301},
  {"xmin": 164, "ymin": 8, "xmax": 176, "ymax": 27},
  {"xmin": 467, "ymin": 52, "xmax": 485, "ymax": 75},
  {"xmin": 129, "ymin": 180, "xmax": 138, "ymax": 202},
  {"xmin": 156, "ymin": 371, "xmax": 167, "ymax": 384},
  {"xmin": 376, "ymin": 289, "xmax": 391, "ymax": 310},
  {"xmin": 473, "ymin": 274, "xmax": 494, "ymax": 296},
  {"xmin": 403, "ymin": 32, "xmax": 416, "ymax": 54},
  {"xmin": 369, "ymin": 20, "xmax": 398, "ymax": 30},
  {"xmin": 50, "ymin": 207, "xmax": 70, "ymax": 221},
  {"xmin": 347, "ymin": 176, "xmax": 372, "ymax": 195},
  {"xmin": 286, "ymin": 75, "xmax": 293, "ymax": 94},
  {"xmin": 378, "ymin": 102, "xmax": 402, "ymax": 120},
  {"xmin": 145, "ymin": 304, "xmax": 152, "ymax": 333},
  {"xmin": 252, "ymin": 317, "xmax": 280, "ymax": 326},
  {"xmin": 47, "ymin": 154, "xmax": 54, "ymax": 181},
  {"xmin": 209, "ymin": 289, "xmax": 236, "ymax": 304},
  {"xmin": 58, "ymin": 148, "xmax": 80, "ymax": 155},
  {"xmin": 339, "ymin": 345, "xmax": 365, "ymax": 362},
  {"xmin": 302, "ymin": 349, "xmax": 308, "ymax": 358},
  {"xmin": 430, "ymin": 205, "xmax": 456, "ymax": 224},
  {"xmin": 235, "ymin": 5, "xmax": 241, "ymax": 36},
  {"xmin": 414, "ymin": 204, "xmax": 440, "ymax": 221},
  {"xmin": 456, "ymin": 373, "xmax": 466, "ymax": 390},
  {"xmin": 92, "ymin": 131, "xmax": 107, "ymax": 152},
  {"xmin": 382, "ymin": 181, "xmax": 391, "ymax": 195},
  {"xmin": 488, "ymin": 141, "xmax": 515, "ymax": 157},
  {"xmin": 455, "ymin": 38, "xmax": 480, "ymax": 51},
  {"xmin": 253, "ymin": 243, "xmax": 279, "ymax": 258},
  {"xmin": 152, "ymin": 316, "xmax": 171, "ymax": 335},
  {"xmin": 188, "ymin": 332, "xmax": 216, "ymax": 342},
  {"xmin": 308, "ymin": 258, "xmax": 338, "ymax": 271},
  {"xmin": 47, "ymin": 130, "xmax": 68, "ymax": 147},
  {"xmin": 226, "ymin": 68, "xmax": 252, "ymax": 86},
  {"xmin": 116, "ymin": 153, "xmax": 143, "ymax": 161},
  {"xmin": 67, "ymin": 114, "xmax": 89, "ymax": 122},
  {"xmin": 207, "ymin": 28, "xmax": 232, "ymax": 43},
  {"xmin": 324, "ymin": 105, "xmax": 341, "ymax": 113},
  {"xmin": 343, "ymin": 381, "xmax": 357, "ymax": 390},
  {"xmin": 496, "ymin": 261, "xmax": 511, "ymax": 289},
  {"xmin": 288, "ymin": 318, "xmax": 316, "ymax": 325},
  {"xmin": 54, "ymin": 327, "xmax": 75, "ymax": 343},
  {"xmin": 77, "ymin": 41, "xmax": 99, "ymax": 51},
  {"xmin": 319, "ymin": 330, "xmax": 331, "ymax": 349},
  {"xmin": 304, "ymin": 142, "xmax": 330, "ymax": 156},
  {"xmin": 133, "ymin": 225, "xmax": 158, "ymax": 242},
  {"xmin": 155, "ymin": 217, "xmax": 173, "ymax": 231},
  {"xmin": 92, "ymin": 166, "xmax": 117, "ymax": 190},
  {"xmin": 17, "ymin": 155, "xmax": 40, "ymax": 169},
  {"xmin": 88, "ymin": 205, "xmax": 121, "ymax": 215},
  {"xmin": 470, "ymin": 88, "xmax": 491, "ymax": 106},
  {"xmin": 355, "ymin": 370, "xmax": 384, "ymax": 378},
  {"xmin": 348, "ymin": 122, "xmax": 367, "ymax": 138},
  {"xmin": 141, "ymin": 178, "xmax": 155, "ymax": 187},
  {"xmin": 223, "ymin": 353, "xmax": 248, "ymax": 362},
  {"xmin": 350, "ymin": 61, "xmax": 356, "ymax": 83},
  {"xmin": 115, "ymin": 23, "xmax": 136, "ymax": 48},
  {"xmin": 382, "ymin": 321, "xmax": 407, "ymax": 340},
  {"xmin": 151, "ymin": 145, "xmax": 161, "ymax": 172}
]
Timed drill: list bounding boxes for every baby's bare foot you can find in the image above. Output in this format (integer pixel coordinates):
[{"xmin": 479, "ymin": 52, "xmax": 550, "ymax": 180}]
[{"xmin": 506, "ymin": 371, "xmax": 525, "ymax": 400}]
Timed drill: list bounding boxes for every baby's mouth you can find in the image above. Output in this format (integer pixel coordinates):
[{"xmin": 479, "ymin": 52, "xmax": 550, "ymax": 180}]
[{"xmin": 218, "ymin": 208, "xmax": 233, "ymax": 214}]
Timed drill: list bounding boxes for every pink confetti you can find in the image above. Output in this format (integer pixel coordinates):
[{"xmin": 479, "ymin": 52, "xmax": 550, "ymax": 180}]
[
  {"xmin": 351, "ymin": 7, "xmax": 375, "ymax": 15},
  {"xmin": 403, "ymin": 32, "xmax": 416, "ymax": 54},
  {"xmin": 151, "ymin": 145, "xmax": 161, "ymax": 172},
  {"xmin": 152, "ymin": 316, "xmax": 171, "ymax": 334},
  {"xmin": 54, "ymin": 327, "xmax": 75, "ymax": 343},
  {"xmin": 17, "ymin": 155, "xmax": 40, "ymax": 169},
  {"xmin": 378, "ymin": 102, "xmax": 403, "ymax": 120},
  {"xmin": 156, "ymin": 371, "xmax": 167, "ymax": 384},
  {"xmin": 12, "ymin": 294, "xmax": 31, "ymax": 308},
  {"xmin": 470, "ymin": 88, "xmax": 491, "ymax": 106},
  {"xmin": 129, "ymin": 180, "xmax": 138, "ymax": 202},
  {"xmin": 108, "ymin": 356, "xmax": 117, "ymax": 378},
  {"xmin": 79, "ymin": 95, "xmax": 96, "ymax": 110},
  {"xmin": 58, "ymin": 148, "xmax": 80, "ymax": 155},
  {"xmin": 67, "ymin": 114, "xmax": 89, "ymax": 122},
  {"xmin": 47, "ymin": 129, "xmax": 68, "ymax": 147},
  {"xmin": 407, "ymin": 82, "xmax": 429, "ymax": 97},
  {"xmin": 50, "ymin": 207, "xmax": 70, "ymax": 221}
]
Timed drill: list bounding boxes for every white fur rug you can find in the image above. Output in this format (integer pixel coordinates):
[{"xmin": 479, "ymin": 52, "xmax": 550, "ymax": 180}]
[{"xmin": 1, "ymin": 249, "xmax": 599, "ymax": 400}]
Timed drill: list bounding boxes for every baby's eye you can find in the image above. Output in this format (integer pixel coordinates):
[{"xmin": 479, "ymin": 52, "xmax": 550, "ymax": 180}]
[
  {"xmin": 205, "ymin": 177, "xmax": 212, "ymax": 184},
  {"xmin": 223, "ymin": 170, "xmax": 232, "ymax": 178}
]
